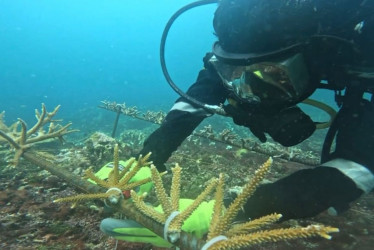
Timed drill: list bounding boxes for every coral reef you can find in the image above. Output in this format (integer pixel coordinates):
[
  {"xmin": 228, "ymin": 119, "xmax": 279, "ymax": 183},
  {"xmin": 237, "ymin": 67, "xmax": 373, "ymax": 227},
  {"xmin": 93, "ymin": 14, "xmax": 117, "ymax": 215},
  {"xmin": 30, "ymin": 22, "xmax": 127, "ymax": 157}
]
[
  {"xmin": 0, "ymin": 104, "xmax": 78, "ymax": 166},
  {"xmin": 84, "ymin": 132, "xmax": 118, "ymax": 165},
  {"xmin": 54, "ymin": 143, "xmax": 338, "ymax": 249},
  {"xmin": 0, "ymin": 111, "xmax": 10, "ymax": 132},
  {"xmin": 192, "ymin": 125, "xmax": 320, "ymax": 166},
  {"xmin": 99, "ymin": 100, "xmax": 320, "ymax": 165},
  {"xmin": 56, "ymin": 148, "xmax": 91, "ymax": 172},
  {"xmin": 131, "ymin": 158, "xmax": 338, "ymax": 249},
  {"xmin": 99, "ymin": 100, "xmax": 166, "ymax": 124},
  {"xmin": 54, "ymin": 144, "xmax": 159, "ymax": 205},
  {"xmin": 1, "ymin": 103, "xmax": 373, "ymax": 249},
  {"xmin": 119, "ymin": 129, "xmax": 147, "ymax": 150}
]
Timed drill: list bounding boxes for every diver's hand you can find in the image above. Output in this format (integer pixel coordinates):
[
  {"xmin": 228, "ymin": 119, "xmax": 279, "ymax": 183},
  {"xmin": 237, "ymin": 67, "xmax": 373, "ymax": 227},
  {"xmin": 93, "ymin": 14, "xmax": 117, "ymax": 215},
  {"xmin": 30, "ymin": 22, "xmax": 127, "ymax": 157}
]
[
  {"xmin": 224, "ymin": 104, "xmax": 316, "ymax": 146},
  {"xmin": 239, "ymin": 166, "xmax": 363, "ymax": 221},
  {"xmin": 223, "ymin": 104, "xmax": 267, "ymax": 142},
  {"xmin": 264, "ymin": 106, "xmax": 316, "ymax": 146}
]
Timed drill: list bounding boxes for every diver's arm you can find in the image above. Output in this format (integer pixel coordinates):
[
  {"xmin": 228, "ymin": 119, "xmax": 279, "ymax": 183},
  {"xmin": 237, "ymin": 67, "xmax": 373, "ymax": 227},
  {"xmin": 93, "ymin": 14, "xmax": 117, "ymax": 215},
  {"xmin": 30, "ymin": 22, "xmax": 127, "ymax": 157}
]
[
  {"xmin": 139, "ymin": 63, "xmax": 228, "ymax": 171},
  {"xmin": 241, "ymin": 164, "xmax": 369, "ymax": 220},
  {"xmin": 240, "ymin": 98, "xmax": 374, "ymax": 221}
]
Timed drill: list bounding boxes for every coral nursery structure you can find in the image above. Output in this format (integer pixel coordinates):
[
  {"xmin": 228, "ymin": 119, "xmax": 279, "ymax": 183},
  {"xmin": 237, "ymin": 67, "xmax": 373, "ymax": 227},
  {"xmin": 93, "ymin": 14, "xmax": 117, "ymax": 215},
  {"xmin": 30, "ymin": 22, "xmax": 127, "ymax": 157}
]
[
  {"xmin": 100, "ymin": 100, "xmax": 321, "ymax": 165},
  {"xmin": 0, "ymin": 104, "xmax": 351, "ymax": 249},
  {"xmin": 56, "ymin": 145, "xmax": 339, "ymax": 249}
]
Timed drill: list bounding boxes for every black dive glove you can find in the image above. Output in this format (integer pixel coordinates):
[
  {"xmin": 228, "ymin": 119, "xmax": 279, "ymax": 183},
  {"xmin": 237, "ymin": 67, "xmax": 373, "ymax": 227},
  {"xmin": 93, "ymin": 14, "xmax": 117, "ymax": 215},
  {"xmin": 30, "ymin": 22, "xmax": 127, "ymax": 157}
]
[
  {"xmin": 234, "ymin": 99, "xmax": 374, "ymax": 221},
  {"xmin": 239, "ymin": 166, "xmax": 363, "ymax": 221},
  {"xmin": 224, "ymin": 104, "xmax": 316, "ymax": 147}
]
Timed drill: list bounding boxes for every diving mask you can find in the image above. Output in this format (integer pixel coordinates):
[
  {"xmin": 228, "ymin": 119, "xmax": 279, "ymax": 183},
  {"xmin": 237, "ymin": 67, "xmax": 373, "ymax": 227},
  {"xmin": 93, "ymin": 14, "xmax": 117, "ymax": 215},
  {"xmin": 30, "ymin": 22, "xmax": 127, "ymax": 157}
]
[{"xmin": 210, "ymin": 52, "xmax": 310, "ymax": 107}]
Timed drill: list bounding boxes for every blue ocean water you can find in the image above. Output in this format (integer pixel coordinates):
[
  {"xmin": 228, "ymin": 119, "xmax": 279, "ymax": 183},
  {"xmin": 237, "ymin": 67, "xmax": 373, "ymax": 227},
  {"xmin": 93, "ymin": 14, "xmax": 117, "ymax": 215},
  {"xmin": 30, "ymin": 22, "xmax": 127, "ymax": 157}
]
[
  {"xmin": 0, "ymin": 0, "xmax": 216, "ymax": 126},
  {"xmin": 1, "ymin": 2, "xmax": 373, "ymax": 249},
  {"xmin": 1, "ymin": 0, "xmax": 339, "ymax": 136}
]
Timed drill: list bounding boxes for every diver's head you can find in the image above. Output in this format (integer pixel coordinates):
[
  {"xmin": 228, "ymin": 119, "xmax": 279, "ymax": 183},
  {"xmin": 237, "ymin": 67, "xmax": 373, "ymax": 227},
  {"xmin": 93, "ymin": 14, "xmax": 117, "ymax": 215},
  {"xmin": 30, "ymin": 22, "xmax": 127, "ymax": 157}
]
[
  {"xmin": 213, "ymin": 0, "xmax": 373, "ymax": 62},
  {"xmin": 211, "ymin": 0, "xmax": 374, "ymax": 106},
  {"xmin": 213, "ymin": 0, "xmax": 319, "ymax": 54}
]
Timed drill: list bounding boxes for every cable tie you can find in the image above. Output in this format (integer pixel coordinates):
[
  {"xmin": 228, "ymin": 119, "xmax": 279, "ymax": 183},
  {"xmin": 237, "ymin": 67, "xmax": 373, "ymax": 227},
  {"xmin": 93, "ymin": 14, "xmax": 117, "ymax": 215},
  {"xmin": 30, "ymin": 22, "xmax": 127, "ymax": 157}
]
[
  {"xmin": 104, "ymin": 187, "xmax": 124, "ymax": 206},
  {"xmin": 163, "ymin": 211, "xmax": 180, "ymax": 242},
  {"xmin": 201, "ymin": 235, "xmax": 228, "ymax": 250}
]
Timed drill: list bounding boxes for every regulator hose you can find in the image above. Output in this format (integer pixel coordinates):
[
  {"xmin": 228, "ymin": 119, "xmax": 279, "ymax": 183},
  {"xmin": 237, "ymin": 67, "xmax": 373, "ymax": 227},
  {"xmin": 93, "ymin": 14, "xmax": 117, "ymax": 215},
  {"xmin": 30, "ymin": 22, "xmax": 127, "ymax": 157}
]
[{"xmin": 160, "ymin": 0, "xmax": 225, "ymax": 115}]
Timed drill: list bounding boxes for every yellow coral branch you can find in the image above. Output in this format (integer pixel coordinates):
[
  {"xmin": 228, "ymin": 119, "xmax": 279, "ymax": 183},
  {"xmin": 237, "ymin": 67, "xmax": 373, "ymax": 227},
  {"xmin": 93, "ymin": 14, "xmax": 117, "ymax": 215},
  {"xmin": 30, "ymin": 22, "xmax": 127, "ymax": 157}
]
[
  {"xmin": 138, "ymin": 152, "xmax": 152, "ymax": 166},
  {"xmin": 58, "ymin": 146, "xmax": 154, "ymax": 206},
  {"xmin": 150, "ymin": 165, "xmax": 172, "ymax": 215},
  {"xmin": 85, "ymin": 168, "xmax": 109, "ymax": 188},
  {"xmin": 18, "ymin": 119, "xmax": 27, "ymax": 145},
  {"xmin": 168, "ymin": 177, "xmax": 218, "ymax": 232},
  {"xmin": 125, "ymin": 171, "xmax": 166, "ymax": 190},
  {"xmin": 125, "ymin": 177, "xmax": 153, "ymax": 190},
  {"xmin": 131, "ymin": 190, "xmax": 165, "ymax": 223},
  {"xmin": 27, "ymin": 103, "xmax": 47, "ymax": 136},
  {"xmin": 207, "ymin": 173, "xmax": 225, "ymax": 240},
  {"xmin": 109, "ymin": 144, "xmax": 120, "ymax": 186},
  {"xmin": 211, "ymin": 225, "xmax": 339, "ymax": 249},
  {"xmin": 118, "ymin": 153, "xmax": 151, "ymax": 188},
  {"xmin": 170, "ymin": 164, "xmax": 181, "ymax": 211},
  {"xmin": 215, "ymin": 157, "xmax": 272, "ymax": 235},
  {"xmin": 225, "ymin": 213, "xmax": 282, "ymax": 237},
  {"xmin": 54, "ymin": 192, "xmax": 111, "ymax": 203},
  {"xmin": 118, "ymin": 157, "xmax": 136, "ymax": 180}
]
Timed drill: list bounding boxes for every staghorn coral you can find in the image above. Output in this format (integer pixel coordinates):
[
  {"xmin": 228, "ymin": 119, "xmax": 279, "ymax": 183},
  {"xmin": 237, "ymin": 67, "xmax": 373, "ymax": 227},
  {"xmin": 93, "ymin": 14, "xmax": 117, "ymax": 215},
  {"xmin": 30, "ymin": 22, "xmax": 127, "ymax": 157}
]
[
  {"xmin": 46, "ymin": 129, "xmax": 337, "ymax": 249},
  {"xmin": 55, "ymin": 148, "xmax": 338, "ymax": 249},
  {"xmin": 54, "ymin": 144, "xmax": 164, "ymax": 205},
  {"xmin": 130, "ymin": 157, "xmax": 339, "ymax": 249},
  {"xmin": 100, "ymin": 99, "xmax": 320, "ymax": 165},
  {"xmin": 0, "ymin": 111, "xmax": 9, "ymax": 132},
  {"xmin": 99, "ymin": 100, "xmax": 166, "ymax": 124},
  {"xmin": 0, "ymin": 104, "xmax": 78, "ymax": 166},
  {"xmin": 204, "ymin": 158, "xmax": 338, "ymax": 249},
  {"xmin": 131, "ymin": 163, "xmax": 219, "ymax": 243}
]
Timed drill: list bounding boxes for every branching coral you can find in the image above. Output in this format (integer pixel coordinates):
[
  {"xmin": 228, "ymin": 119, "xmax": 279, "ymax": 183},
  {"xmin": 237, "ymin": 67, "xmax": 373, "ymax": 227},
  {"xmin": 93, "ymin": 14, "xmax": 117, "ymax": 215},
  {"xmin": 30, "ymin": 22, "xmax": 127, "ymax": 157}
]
[
  {"xmin": 54, "ymin": 149, "xmax": 338, "ymax": 249},
  {"xmin": 99, "ymin": 100, "xmax": 166, "ymax": 124},
  {"xmin": 100, "ymin": 99, "xmax": 320, "ymax": 165},
  {"xmin": 32, "ymin": 130, "xmax": 337, "ymax": 250},
  {"xmin": 54, "ymin": 144, "xmax": 163, "ymax": 205},
  {"xmin": 131, "ymin": 157, "xmax": 339, "ymax": 249},
  {"xmin": 131, "ymin": 163, "xmax": 219, "ymax": 243},
  {"xmin": 0, "ymin": 103, "xmax": 78, "ymax": 166},
  {"xmin": 202, "ymin": 158, "xmax": 338, "ymax": 249},
  {"xmin": 1, "ymin": 103, "xmax": 340, "ymax": 249}
]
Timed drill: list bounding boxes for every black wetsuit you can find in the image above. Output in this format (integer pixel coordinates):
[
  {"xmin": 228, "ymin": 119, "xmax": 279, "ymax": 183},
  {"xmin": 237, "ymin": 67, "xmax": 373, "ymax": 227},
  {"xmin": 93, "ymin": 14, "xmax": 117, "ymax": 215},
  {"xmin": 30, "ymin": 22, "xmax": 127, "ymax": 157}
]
[{"xmin": 139, "ymin": 0, "xmax": 374, "ymax": 220}]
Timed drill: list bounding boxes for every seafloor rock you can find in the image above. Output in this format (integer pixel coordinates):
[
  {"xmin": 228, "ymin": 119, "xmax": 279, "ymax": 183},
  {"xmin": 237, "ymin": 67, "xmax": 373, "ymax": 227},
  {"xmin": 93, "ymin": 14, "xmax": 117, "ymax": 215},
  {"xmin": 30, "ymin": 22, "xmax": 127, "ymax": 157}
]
[
  {"xmin": 84, "ymin": 132, "xmax": 118, "ymax": 166},
  {"xmin": 56, "ymin": 148, "xmax": 91, "ymax": 172}
]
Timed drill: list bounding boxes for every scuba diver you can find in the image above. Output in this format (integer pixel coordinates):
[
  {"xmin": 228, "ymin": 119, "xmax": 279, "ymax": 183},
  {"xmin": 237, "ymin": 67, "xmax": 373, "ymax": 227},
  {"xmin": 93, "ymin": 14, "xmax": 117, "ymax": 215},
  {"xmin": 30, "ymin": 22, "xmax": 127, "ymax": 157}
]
[
  {"xmin": 140, "ymin": 0, "xmax": 374, "ymax": 219},
  {"xmin": 101, "ymin": 0, "xmax": 374, "ymax": 246}
]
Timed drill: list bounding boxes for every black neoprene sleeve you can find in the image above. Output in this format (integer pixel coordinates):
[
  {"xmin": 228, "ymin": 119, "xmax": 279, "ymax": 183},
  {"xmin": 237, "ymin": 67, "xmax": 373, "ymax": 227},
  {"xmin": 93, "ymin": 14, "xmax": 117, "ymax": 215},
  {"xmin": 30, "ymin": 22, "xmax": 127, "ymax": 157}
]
[
  {"xmin": 240, "ymin": 93, "xmax": 374, "ymax": 221},
  {"xmin": 242, "ymin": 166, "xmax": 363, "ymax": 220}
]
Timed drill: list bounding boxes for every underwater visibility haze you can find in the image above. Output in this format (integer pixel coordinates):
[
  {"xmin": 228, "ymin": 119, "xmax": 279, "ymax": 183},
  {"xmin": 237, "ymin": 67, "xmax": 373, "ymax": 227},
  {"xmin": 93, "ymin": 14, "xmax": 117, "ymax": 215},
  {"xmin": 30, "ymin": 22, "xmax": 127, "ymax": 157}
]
[
  {"xmin": 0, "ymin": 0, "xmax": 216, "ymax": 125},
  {"xmin": 0, "ymin": 0, "xmax": 373, "ymax": 249}
]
